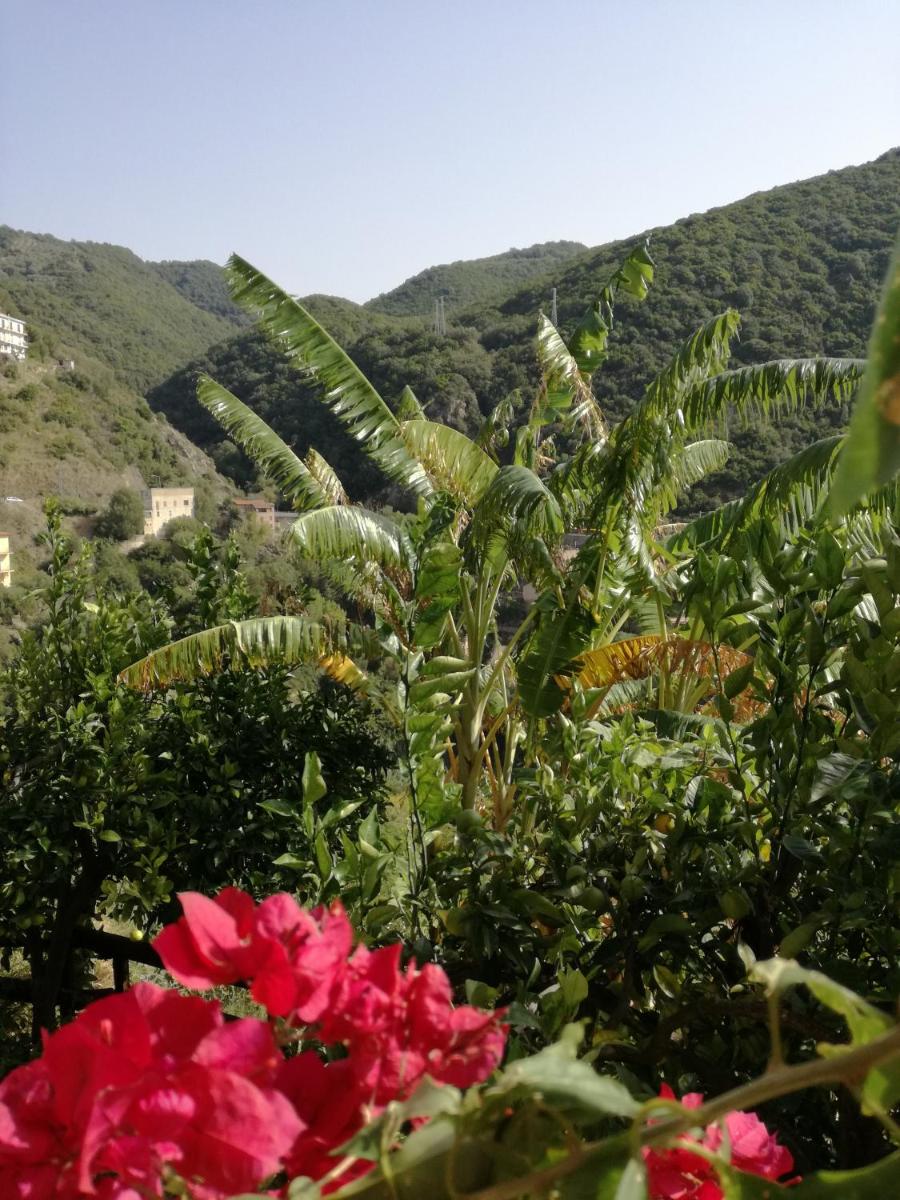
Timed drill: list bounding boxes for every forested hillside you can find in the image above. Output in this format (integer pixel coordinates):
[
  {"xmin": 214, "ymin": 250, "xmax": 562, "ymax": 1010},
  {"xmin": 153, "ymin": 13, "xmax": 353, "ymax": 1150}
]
[
  {"xmin": 366, "ymin": 239, "xmax": 587, "ymax": 316},
  {"xmin": 0, "ymin": 228, "xmax": 244, "ymax": 392},
  {"xmin": 149, "ymin": 149, "xmax": 900, "ymax": 510}
]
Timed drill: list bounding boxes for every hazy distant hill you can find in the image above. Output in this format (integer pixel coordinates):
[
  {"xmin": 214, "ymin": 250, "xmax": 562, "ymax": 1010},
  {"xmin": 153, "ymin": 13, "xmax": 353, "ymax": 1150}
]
[
  {"xmin": 150, "ymin": 150, "xmax": 900, "ymax": 511},
  {"xmin": 0, "ymin": 228, "xmax": 244, "ymax": 392},
  {"xmin": 366, "ymin": 240, "xmax": 587, "ymax": 316}
]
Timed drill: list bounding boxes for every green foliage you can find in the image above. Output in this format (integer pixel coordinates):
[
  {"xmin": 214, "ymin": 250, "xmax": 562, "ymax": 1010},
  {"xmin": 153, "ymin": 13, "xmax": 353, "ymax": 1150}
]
[
  {"xmin": 94, "ymin": 486, "xmax": 145, "ymax": 541},
  {"xmin": 156, "ymin": 239, "xmax": 900, "ymax": 1175},
  {"xmin": 149, "ymin": 258, "xmax": 251, "ymax": 324},
  {"xmin": 4, "ymin": 163, "xmax": 900, "ymax": 1194},
  {"xmin": 0, "ymin": 354, "xmax": 225, "ymax": 531},
  {"xmin": 198, "ymin": 375, "xmax": 330, "ymax": 511},
  {"xmin": 149, "ymin": 150, "xmax": 899, "ymax": 513},
  {"xmin": 226, "ymin": 255, "xmax": 431, "ymax": 496},
  {"xmin": 0, "ymin": 507, "xmax": 395, "ymax": 1030},
  {"xmin": 236, "ymin": 966, "xmax": 900, "ymax": 1200}
]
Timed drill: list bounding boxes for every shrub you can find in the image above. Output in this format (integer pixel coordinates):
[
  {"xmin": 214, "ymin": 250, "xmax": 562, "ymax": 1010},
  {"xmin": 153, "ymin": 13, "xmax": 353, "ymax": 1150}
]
[{"xmin": 94, "ymin": 487, "xmax": 146, "ymax": 540}]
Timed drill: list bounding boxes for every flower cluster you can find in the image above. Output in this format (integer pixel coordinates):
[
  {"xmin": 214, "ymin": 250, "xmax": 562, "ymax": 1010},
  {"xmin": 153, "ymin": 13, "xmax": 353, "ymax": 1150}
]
[
  {"xmin": 0, "ymin": 889, "xmax": 507, "ymax": 1199},
  {"xmin": 644, "ymin": 1085, "xmax": 796, "ymax": 1200}
]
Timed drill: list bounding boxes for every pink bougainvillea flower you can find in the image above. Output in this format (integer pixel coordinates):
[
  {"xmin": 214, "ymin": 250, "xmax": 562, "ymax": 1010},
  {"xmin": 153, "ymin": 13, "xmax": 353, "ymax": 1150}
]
[
  {"xmin": 81, "ymin": 1064, "xmax": 302, "ymax": 1199},
  {"xmin": 705, "ymin": 1108, "xmax": 796, "ymax": 1182},
  {"xmin": 2, "ymin": 890, "xmax": 506, "ymax": 1198},
  {"xmin": 152, "ymin": 888, "xmax": 259, "ymax": 990},
  {"xmin": 276, "ymin": 1052, "xmax": 376, "ymax": 1191},
  {"xmin": 0, "ymin": 982, "xmax": 299, "ymax": 1199},
  {"xmin": 248, "ymin": 894, "xmax": 353, "ymax": 1022},
  {"xmin": 0, "ymin": 1056, "xmax": 81, "ymax": 1198},
  {"xmin": 318, "ymin": 944, "xmax": 508, "ymax": 1105},
  {"xmin": 153, "ymin": 889, "xmax": 354, "ymax": 1024},
  {"xmin": 644, "ymin": 1086, "xmax": 796, "ymax": 1200}
]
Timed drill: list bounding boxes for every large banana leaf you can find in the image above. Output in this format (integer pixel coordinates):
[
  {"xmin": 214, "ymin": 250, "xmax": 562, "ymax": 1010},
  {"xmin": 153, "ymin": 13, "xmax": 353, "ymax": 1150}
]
[
  {"xmin": 563, "ymin": 242, "xmax": 654, "ymax": 378},
  {"xmin": 396, "ymin": 384, "xmax": 425, "ymax": 420},
  {"xmin": 650, "ymin": 438, "xmax": 731, "ymax": 518},
  {"xmin": 288, "ymin": 506, "xmax": 414, "ymax": 575},
  {"xmin": 472, "ymin": 465, "xmax": 565, "ymax": 540},
  {"xmin": 198, "ymin": 376, "xmax": 327, "ymax": 511},
  {"xmin": 571, "ymin": 635, "xmax": 663, "ymax": 687},
  {"xmin": 637, "ymin": 310, "xmax": 741, "ymax": 420},
  {"xmin": 305, "ymin": 448, "xmax": 348, "ymax": 506},
  {"xmin": 681, "ymin": 357, "xmax": 864, "ymax": 431},
  {"xmin": 517, "ymin": 601, "xmax": 594, "ymax": 718},
  {"xmin": 614, "ymin": 241, "xmax": 655, "ymax": 300},
  {"xmin": 317, "ymin": 651, "xmax": 368, "ymax": 690},
  {"xmin": 118, "ymin": 616, "xmax": 344, "ymax": 690},
  {"xmin": 399, "ymin": 420, "xmax": 498, "ymax": 504},
  {"xmin": 226, "ymin": 255, "xmax": 431, "ymax": 496},
  {"xmin": 831, "ymin": 232, "xmax": 900, "ymax": 513},
  {"xmin": 572, "ymin": 636, "xmax": 751, "ymax": 688},
  {"xmin": 671, "ymin": 435, "xmax": 844, "ymax": 550},
  {"xmin": 535, "ymin": 314, "xmax": 605, "ymax": 438}
]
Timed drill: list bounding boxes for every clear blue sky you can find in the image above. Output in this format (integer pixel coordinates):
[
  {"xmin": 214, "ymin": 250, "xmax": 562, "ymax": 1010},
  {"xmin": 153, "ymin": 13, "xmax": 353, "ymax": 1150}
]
[{"xmin": 2, "ymin": 0, "xmax": 898, "ymax": 302}]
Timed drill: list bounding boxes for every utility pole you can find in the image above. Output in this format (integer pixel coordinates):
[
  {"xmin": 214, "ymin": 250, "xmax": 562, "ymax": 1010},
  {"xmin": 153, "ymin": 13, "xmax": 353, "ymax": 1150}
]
[
  {"xmin": 551, "ymin": 287, "xmax": 558, "ymax": 325},
  {"xmin": 433, "ymin": 296, "xmax": 447, "ymax": 336}
]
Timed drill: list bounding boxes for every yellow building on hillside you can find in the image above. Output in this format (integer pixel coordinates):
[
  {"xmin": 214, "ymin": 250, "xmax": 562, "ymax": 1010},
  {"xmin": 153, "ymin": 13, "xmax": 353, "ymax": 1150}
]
[
  {"xmin": 143, "ymin": 487, "xmax": 195, "ymax": 537},
  {"xmin": 0, "ymin": 534, "xmax": 11, "ymax": 588}
]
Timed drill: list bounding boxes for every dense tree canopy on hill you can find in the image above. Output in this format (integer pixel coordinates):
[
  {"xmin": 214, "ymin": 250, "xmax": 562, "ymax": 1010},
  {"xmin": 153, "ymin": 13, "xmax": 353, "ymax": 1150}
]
[
  {"xmin": 466, "ymin": 148, "xmax": 900, "ymax": 507},
  {"xmin": 148, "ymin": 149, "xmax": 900, "ymax": 511}
]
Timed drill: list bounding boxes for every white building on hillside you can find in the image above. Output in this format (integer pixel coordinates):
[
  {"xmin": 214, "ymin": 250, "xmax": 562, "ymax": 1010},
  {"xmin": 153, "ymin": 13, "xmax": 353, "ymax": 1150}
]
[
  {"xmin": 0, "ymin": 313, "xmax": 27, "ymax": 361},
  {"xmin": 143, "ymin": 487, "xmax": 195, "ymax": 536}
]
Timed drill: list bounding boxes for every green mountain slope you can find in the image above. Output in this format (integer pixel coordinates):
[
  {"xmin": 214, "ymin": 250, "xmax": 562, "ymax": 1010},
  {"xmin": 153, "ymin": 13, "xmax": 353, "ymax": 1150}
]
[
  {"xmin": 150, "ymin": 258, "xmax": 250, "ymax": 325},
  {"xmin": 0, "ymin": 234, "xmax": 234, "ymax": 552},
  {"xmin": 0, "ymin": 228, "xmax": 244, "ymax": 392},
  {"xmin": 366, "ymin": 240, "xmax": 587, "ymax": 316},
  {"xmin": 151, "ymin": 149, "xmax": 900, "ymax": 509},
  {"xmin": 0, "ymin": 350, "xmax": 226, "ymax": 541}
]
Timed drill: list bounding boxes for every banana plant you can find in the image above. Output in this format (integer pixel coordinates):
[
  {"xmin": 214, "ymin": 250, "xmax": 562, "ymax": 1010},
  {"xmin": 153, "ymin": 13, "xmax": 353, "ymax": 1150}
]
[
  {"xmin": 516, "ymin": 287, "xmax": 865, "ymax": 721},
  {"xmin": 120, "ymin": 258, "xmax": 567, "ymax": 833},
  {"xmin": 120, "ymin": 247, "xmax": 869, "ymax": 829}
]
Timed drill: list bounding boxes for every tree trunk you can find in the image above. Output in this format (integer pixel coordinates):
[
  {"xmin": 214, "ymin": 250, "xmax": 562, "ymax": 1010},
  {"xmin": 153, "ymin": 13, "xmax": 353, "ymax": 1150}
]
[{"xmin": 31, "ymin": 851, "xmax": 105, "ymax": 1036}]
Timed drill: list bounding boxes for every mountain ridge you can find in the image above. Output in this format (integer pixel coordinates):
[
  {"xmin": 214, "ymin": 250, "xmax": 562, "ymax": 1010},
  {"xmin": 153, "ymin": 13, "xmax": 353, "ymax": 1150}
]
[{"xmin": 365, "ymin": 239, "xmax": 588, "ymax": 316}]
